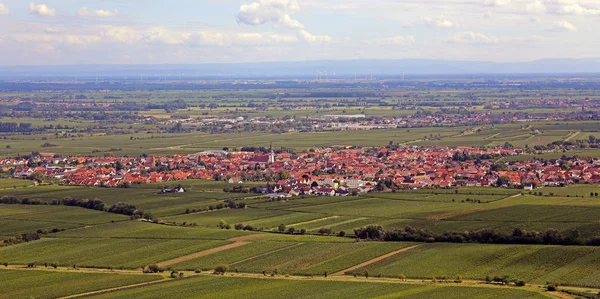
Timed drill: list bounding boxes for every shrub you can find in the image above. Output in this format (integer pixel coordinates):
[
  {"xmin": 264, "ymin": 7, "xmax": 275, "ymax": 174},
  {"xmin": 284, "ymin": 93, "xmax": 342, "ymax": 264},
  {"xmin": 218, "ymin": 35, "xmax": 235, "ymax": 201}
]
[
  {"xmin": 214, "ymin": 264, "xmax": 229, "ymax": 275},
  {"xmin": 146, "ymin": 264, "xmax": 164, "ymax": 273},
  {"xmin": 547, "ymin": 285, "xmax": 557, "ymax": 292},
  {"xmin": 318, "ymin": 227, "xmax": 333, "ymax": 235}
]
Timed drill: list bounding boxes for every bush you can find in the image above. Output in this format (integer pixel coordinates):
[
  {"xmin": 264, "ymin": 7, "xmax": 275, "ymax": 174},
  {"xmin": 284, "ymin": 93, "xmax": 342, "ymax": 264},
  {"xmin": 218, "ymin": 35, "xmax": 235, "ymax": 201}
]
[
  {"xmin": 515, "ymin": 280, "xmax": 526, "ymax": 287},
  {"xmin": 278, "ymin": 224, "xmax": 286, "ymax": 232},
  {"xmin": 146, "ymin": 264, "xmax": 164, "ymax": 273},
  {"xmin": 318, "ymin": 227, "xmax": 333, "ymax": 235},
  {"xmin": 547, "ymin": 285, "xmax": 557, "ymax": 292},
  {"xmin": 214, "ymin": 264, "xmax": 229, "ymax": 275}
]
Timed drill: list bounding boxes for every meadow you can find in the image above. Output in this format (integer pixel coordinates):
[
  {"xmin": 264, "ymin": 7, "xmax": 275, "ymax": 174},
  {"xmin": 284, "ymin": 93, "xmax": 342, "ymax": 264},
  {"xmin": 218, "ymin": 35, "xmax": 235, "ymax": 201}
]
[
  {"xmin": 353, "ymin": 243, "xmax": 600, "ymax": 288},
  {"xmin": 90, "ymin": 275, "xmax": 550, "ymax": 299},
  {"xmin": 0, "ymin": 269, "xmax": 162, "ymax": 299}
]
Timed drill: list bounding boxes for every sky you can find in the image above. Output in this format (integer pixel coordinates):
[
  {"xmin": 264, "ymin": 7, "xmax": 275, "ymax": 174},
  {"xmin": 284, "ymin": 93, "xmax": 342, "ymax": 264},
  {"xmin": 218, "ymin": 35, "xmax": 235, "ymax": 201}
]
[{"xmin": 0, "ymin": 0, "xmax": 598, "ymax": 65}]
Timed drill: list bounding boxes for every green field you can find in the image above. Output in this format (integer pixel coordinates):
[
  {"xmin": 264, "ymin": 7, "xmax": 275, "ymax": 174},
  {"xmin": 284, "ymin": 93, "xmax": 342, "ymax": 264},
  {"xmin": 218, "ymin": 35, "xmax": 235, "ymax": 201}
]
[
  {"xmin": 91, "ymin": 275, "xmax": 549, "ymax": 299},
  {"xmin": 0, "ymin": 205, "xmax": 128, "ymax": 239},
  {"xmin": 0, "ymin": 269, "xmax": 161, "ymax": 299},
  {"xmin": 354, "ymin": 243, "xmax": 600, "ymax": 288},
  {"xmin": 0, "ymin": 237, "xmax": 229, "ymax": 269}
]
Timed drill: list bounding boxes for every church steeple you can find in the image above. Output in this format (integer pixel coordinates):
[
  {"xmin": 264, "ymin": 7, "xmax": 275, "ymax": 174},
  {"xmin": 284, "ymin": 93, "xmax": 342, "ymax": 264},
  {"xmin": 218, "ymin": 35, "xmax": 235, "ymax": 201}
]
[{"xmin": 268, "ymin": 143, "xmax": 275, "ymax": 164}]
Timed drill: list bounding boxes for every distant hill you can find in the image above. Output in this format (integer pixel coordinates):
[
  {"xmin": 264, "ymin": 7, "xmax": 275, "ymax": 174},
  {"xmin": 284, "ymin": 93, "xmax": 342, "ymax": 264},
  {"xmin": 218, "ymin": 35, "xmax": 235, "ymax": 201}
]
[{"xmin": 1, "ymin": 58, "xmax": 599, "ymax": 78}]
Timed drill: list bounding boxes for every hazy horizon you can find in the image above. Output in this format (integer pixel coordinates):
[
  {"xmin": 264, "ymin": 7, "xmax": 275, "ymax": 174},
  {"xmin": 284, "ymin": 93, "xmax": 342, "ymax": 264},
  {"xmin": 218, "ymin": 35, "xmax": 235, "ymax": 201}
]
[{"xmin": 0, "ymin": 1, "xmax": 599, "ymax": 66}]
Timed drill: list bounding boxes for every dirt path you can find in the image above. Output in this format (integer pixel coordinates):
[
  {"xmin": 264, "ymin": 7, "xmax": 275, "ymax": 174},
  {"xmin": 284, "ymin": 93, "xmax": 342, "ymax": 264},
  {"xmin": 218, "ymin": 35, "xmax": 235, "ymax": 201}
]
[
  {"xmin": 427, "ymin": 193, "xmax": 521, "ymax": 221},
  {"xmin": 427, "ymin": 207, "xmax": 486, "ymax": 221},
  {"xmin": 332, "ymin": 245, "xmax": 420, "ymax": 276},
  {"xmin": 4, "ymin": 265, "xmax": 585, "ymax": 299},
  {"xmin": 548, "ymin": 292, "xmax": 575, "ymax": 299},
  {"xmin": 157, "ymin": 234, "xmax": 266, "ymax": 268},
  {"xmin": 230, "ymin": 243, "xmax": 304, "ymax": 266},
  {"xmin": 564, "ymin": 131, "xmax": 581, "ymax": 142}
]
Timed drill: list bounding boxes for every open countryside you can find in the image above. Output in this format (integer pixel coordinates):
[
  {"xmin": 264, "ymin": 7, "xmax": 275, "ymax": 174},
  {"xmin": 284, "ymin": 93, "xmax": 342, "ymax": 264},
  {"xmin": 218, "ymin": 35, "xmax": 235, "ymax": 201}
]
[{"xmin": 3, "ymin": 1, "xmax": 600, "ymax": 298}]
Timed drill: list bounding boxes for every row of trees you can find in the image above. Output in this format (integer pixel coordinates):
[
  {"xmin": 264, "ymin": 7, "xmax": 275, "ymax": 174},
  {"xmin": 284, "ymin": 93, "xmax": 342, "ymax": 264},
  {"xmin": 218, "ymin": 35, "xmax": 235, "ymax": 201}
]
[
  {"xmin": 0, "ymin": 196, "xmax": 146, "ymax": 219},
  {"xmin": 0, "ymin": 122, "xmax": 33, "ymax": 132},
  {"xmin": 354, "ymin": 225, "xmax": 600, "ymax": 246}
]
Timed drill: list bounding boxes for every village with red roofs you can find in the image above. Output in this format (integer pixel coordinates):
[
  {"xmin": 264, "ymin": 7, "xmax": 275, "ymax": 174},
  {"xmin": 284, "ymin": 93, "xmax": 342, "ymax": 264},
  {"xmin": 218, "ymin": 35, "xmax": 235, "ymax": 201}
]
[{"xmin": 4, "ymin": 145, "xmax": 600, "ymax": 197}]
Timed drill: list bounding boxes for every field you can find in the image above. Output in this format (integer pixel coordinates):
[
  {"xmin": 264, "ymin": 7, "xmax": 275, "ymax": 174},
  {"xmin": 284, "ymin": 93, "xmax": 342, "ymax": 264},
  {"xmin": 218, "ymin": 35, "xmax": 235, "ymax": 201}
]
[
  {"xmin": 353, "ymin": 243, "xmax": 600, "ymax": 288},
  {"xmin": 0, "ymin": 204, "xmax": 127, "ymax": 239},
  {"xmin": 3, "ymin": 120, "xmax": 600, "ymax": 158},
  {"xmin": 90, "ymin": 275, "xmax": 550, "ymax": 299},
  {"xmin": 0, "ymin": 269, "xmax": 162, "ymax": 299},
  {"xmin": 0, "ymin": 179, "xmax": 258, "ymax": 217},
  {"xmin": 2, "ymin": 80, "xmax": 600, "ymax": 298},
  {"xmin": 0, "ymin": 237, "xmax": 230, "ymax": 269}
]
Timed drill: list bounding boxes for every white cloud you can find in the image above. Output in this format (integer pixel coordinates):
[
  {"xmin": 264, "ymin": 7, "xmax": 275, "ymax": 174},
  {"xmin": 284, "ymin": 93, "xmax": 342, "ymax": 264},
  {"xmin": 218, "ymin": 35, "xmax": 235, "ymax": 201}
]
[
  {"xmin": 549, "ymin": 20, "xmax": 578, "ymax": 31},
  {"xmin": 99, "ymin": 26, "xmax": 300, "ymax": 47},
  {"xmin": 555, "ymin": 3, "xmax": 600, "ymax": 15},
  {"xmin": 28, "ymin": 3, "xmax": 56, "ymax": 17},
  {"xmin": 0, "ymin": 3, "xmax": 9, "ymax": 16},
  {"xmin": 448, "ymin": 31, "xmax": 500, "ymax": 44},
  {"xmin": 237, "ymin": 0, "xmax": 303, "ymax": 30},
  {"xmin": 423, "ymin": 15, "xmax": 458, "ymax": 28},
  {"xmin": 526, "ymin": 0, "xmax": 547, "ymax": 14},
  {"xmin": 483, "ymin": 0, "xmax": 512, "ymax": 7},
  {"xmin": 236, "ymin": 0, "xmax": 330, "ymax": 43},
  {"xmin": 299, "ymin": 30, "xmax": 331, "ymax": 44},
  {"xmin": 523, "ymin": 0, "xmax": 600, "ymax": 16},
  {"xmin": 103, "ymin": 26, "xmax": 139, "ymax": 43},
  {"xmin": 372, "ymin": 35, "xmax": 416, "ymax": 46},
  {"xmin": 78, "ymin": 7, "xmax": 119, "ymax": 18}
]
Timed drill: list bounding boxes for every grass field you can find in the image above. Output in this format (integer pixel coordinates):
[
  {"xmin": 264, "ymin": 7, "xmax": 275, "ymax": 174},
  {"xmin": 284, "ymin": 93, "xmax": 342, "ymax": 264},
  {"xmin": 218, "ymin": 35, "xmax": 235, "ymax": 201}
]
[
  {"xmin": 0, "ymin": 269, "xmax": 162, "ymax": 299},
  {"xmin": 0, "ymin": 181, "xmax": 255, "ymax": 217},
  {"xmin": 3, "ymin": 179, "xmax": 600, "ymax": 294},
  {"xmin": 0, "ymin": 205, "xmax": 128, "ymax": 239},
  {"xmin": 0, "ymin": 237, "xmax": 229, "ymax": 269},
  {"xmin": 3, "ymin": 119, "xmax": 600, "ymax": 158},
  {"xmin": 91, "ymin": 275, "xmax": 550, "ymax": 299},
  {"xmin": 354, "ymin": 243, "xmax": 600, "ymax": 288}
]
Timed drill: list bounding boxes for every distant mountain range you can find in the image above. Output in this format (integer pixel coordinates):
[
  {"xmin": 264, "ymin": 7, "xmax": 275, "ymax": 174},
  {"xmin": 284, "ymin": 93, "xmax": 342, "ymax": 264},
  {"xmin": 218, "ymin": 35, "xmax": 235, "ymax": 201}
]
[{"xmin": 1, "ymin": 58, "xmax": 599, "ymax": 78}]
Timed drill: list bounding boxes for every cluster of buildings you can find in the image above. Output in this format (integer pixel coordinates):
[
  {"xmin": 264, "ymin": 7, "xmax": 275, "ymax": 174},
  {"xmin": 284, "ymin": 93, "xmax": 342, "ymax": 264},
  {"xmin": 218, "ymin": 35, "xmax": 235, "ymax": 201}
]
[{"xmin": 3, "ymin": 146, "xmax": 600, "ymax": 196}]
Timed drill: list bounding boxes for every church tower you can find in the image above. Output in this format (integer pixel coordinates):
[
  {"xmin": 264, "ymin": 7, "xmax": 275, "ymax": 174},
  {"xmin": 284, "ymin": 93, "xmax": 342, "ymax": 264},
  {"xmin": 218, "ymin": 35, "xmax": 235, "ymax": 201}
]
[{"xmin": 268, "ymin": 143, "xmax": 275, "ymax": 164}]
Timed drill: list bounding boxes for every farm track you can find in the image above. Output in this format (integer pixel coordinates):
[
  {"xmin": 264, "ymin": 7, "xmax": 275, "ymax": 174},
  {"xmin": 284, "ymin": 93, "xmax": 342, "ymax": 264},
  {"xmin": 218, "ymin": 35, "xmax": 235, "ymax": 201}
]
[
  {"xmin": 332, "ymin": 245, "xmax": 421, "ymax": 276},
  {"xmin": 229, "ymin": 243, "xmax": 304, "ymax": 266},
  {"xmin": 61, "ymin": 276, "xmax": 194, "ymax": 299},
  {"xmin": 425, "ymin": 194, "xmax": 521, "ymax": 221},
  {"xmin": 156, "ymin": 234, "xmax": 267, "ymax": 267},
  {"xmin": 287, "ymin": 216, "xmax": 340, "ymax": 227},
  {"xmin": 3, "ymin": 265, "xmax": 581, "ymax": 299},
  {"xmin": 564, "ymin": 131, "xmax": 581, "ymax": 142}
]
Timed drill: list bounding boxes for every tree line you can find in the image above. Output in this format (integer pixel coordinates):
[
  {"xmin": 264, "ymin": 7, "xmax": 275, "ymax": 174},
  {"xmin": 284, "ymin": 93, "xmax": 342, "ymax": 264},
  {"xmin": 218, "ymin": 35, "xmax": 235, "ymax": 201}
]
[
  {"xmin": 354, "ymin": 225, "xmax": 600, "ymax": 246},
  {"xmin": 0, "ymin": 196, "xmax": 146, "ymax": 219}
]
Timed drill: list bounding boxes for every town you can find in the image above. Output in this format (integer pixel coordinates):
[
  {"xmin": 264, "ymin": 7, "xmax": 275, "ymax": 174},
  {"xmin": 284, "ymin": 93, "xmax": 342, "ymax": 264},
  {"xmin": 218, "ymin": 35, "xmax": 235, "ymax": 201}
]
[{"xmin": 5, "ymin": 145, "xmax": 600, "ymax": 198}]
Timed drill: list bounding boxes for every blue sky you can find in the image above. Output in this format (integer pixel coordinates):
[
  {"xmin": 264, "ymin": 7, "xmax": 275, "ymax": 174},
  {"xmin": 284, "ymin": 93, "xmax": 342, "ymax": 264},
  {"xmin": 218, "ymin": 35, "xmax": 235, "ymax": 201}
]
[{"xmin": 0, "ymin": 0, "xmax": 598, "ymax": 65}]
